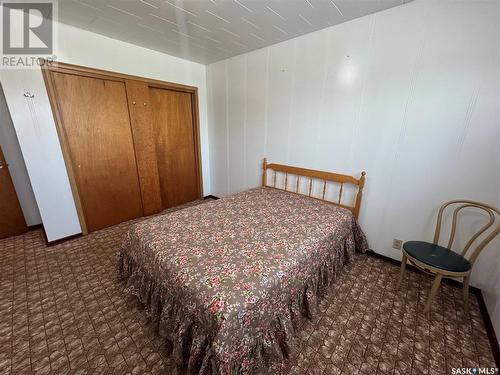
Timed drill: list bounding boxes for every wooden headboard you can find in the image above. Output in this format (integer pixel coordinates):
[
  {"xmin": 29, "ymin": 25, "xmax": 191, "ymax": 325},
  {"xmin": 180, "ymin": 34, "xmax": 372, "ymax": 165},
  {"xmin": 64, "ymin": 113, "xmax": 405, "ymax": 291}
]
[{"xmin": 261, "ymin": 158, "xmax": 366, "ymax": 219}]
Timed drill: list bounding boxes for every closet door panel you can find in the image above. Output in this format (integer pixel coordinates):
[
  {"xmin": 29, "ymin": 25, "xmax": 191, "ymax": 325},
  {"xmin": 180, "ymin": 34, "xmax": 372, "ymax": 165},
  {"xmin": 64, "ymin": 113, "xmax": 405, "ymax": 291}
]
[
  {"xmin": 149, "ymin": 88, "xmax": 200, "ymax": 208},
  {"xmin": 125, "ymin": 80, "xmax": 163, "ymax": 215},
  {"xmin": 51, "ymin": 72, "xmax": 143, "ymax": 231}
]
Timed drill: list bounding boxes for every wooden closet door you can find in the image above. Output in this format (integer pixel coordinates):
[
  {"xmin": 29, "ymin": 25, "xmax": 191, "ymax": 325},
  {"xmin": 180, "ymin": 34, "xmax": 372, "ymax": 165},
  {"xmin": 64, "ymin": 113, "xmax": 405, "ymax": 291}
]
[
  {"xmin": 149, "ymin": 88, "xmax": 200, "ymax": 208},
  {"xmin": 51, "ymin": 72, "xmax": 143, "ymax": 232}
]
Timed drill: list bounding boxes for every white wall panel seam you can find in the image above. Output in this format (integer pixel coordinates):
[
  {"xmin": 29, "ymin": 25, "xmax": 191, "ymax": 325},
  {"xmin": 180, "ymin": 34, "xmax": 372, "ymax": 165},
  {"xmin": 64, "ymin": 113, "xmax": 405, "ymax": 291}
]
[
  {"xmin": 225, "ymin": 60, "xmax": 230, "ymax": 193},
  {"xmin": 314, "ymin": 30, "xmax": 332, "ymax": 162},
  {"xmin": 456, "ymin": 83, "xmax": 481, "ymax": 159},
  {"xmin": 263, "ymin": 47, "xmax": 271, "ymax": 157},
  {"xmin": 372, "ymin": 6, "xmax": 430, "ymax": 249},
  {"xmin": 207, "ymin": 67, "xmax": 215, "ymax": 194},
  {"xmin": 348, "ymin": 14, "xmax": 377, "ymax": 172},
  {"xmin": 243, "ymin": 55, "xmax": 248, "ymax": 185},
  {"xmin": 285, "ymin": 40, "xmax": 298, "ymax": 164}
]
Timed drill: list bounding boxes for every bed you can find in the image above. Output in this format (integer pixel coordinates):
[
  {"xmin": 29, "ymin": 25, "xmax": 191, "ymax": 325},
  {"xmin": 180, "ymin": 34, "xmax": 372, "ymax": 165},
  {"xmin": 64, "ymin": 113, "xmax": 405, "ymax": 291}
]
[{"xmin": 117, "ymin": 160, "xmax": 368, "ymax": 374}]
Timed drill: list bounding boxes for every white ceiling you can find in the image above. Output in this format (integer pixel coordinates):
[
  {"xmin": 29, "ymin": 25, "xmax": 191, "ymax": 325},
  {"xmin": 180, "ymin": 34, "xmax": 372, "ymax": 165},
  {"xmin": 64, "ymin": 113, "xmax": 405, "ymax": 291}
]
[{"xmin": 59, "ymin": 0, "xmax": 412, "ymax": 65}]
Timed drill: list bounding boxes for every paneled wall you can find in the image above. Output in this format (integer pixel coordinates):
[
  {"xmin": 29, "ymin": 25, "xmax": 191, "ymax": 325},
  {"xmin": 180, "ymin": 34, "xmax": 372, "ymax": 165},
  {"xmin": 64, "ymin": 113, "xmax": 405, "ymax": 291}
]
[
  {"xmin": 1, "ymin": 21, "xmax": 210, "ymax": 241},
  {"xmin": 208, "ymin": 0, "xmax": 500, "ymax": 335}
]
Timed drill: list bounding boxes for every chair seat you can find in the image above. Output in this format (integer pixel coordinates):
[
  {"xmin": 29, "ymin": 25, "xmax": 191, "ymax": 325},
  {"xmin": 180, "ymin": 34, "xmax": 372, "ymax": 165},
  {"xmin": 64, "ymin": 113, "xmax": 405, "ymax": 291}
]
[{"xmin": 403, "ymin": 241, "xmax": 471, "ymax": 273}]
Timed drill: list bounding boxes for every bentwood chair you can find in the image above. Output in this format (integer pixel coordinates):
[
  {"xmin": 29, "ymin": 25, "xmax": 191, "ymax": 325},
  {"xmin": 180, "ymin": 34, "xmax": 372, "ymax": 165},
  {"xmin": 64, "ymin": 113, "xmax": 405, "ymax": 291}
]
[{"xmin": 397, "ymin": 200, "xmax": 499, "ymax": 313}]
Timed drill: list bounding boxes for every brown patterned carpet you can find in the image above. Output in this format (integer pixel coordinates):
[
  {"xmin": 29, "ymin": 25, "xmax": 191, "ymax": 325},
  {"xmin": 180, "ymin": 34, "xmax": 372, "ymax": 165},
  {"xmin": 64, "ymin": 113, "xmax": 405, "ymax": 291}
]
[{"xmin": 0, "ymin": 201, "xmax": 497, "ymax": 374}]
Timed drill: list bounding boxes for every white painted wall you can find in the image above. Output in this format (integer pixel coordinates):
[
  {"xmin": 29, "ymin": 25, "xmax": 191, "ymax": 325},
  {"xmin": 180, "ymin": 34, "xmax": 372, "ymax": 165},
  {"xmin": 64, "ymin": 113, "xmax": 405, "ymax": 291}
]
[
  {"xmin": 207, "ymin": 0, "xmax": 500, "ymax": 338},
  {"xmin": 0, "ymin": 84, "xmax": 41, "ymax": 226},
  {"xmin": 0, "ymin": 21, "xmax": 210, "ymax": 241}
]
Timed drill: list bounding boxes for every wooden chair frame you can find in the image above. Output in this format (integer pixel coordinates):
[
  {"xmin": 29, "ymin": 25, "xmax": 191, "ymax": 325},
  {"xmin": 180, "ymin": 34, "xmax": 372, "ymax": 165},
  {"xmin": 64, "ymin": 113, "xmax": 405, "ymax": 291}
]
[
  {"xmin": 261, "ymin": 158, "xmax": 366, "ymax": 220},
  {"xmin": 397, "ymin": 200, "xmax": 500, "ymax": 313}
]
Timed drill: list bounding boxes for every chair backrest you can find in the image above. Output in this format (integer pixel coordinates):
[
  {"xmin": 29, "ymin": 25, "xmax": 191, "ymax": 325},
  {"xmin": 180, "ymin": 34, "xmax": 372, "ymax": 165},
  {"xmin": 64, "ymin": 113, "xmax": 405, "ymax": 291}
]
[{"xmin": 433, "ymin": 200, "xmax": 499, "ymax": 266}]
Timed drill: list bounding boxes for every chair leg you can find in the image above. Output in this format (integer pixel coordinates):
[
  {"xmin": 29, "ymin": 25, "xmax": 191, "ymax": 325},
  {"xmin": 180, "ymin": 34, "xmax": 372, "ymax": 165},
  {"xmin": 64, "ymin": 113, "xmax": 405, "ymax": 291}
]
[
  {"xmin": 463, "ymin": 275, "xmax": 470, "ymax": 312},
  {"xmin": 424, "ymin": 274, "xmax": 443, "ymax": 313},
  {"xmin": 397, "ymin": 254, "xmax": 407, "ymax": 289}
]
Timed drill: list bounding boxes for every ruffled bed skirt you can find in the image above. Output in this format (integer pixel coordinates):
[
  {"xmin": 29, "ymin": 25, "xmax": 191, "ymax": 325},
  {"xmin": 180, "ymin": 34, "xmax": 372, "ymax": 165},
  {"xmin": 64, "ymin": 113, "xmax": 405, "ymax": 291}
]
[{"xmin": 117, "ymin": 228, "xmax": 367, "ymax": 375}]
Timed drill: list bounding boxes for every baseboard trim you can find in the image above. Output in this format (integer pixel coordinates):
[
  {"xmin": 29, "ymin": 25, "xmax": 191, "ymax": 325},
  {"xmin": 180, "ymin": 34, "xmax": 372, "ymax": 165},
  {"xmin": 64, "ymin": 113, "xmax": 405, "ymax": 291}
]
[
  {"xmin": 365, "ymin": 250, "xmax": 480, "ymax": 292},
  {"xmin": 365, "ymin": 249, "xmax": 500, "ymax": 368},
  {"xmin": 203, "ymin": 195, "xmax": 220, "ymax": 200},
  {"xmin": 476, "ymin": 290, "xmax": 500, "ymax": 369}
]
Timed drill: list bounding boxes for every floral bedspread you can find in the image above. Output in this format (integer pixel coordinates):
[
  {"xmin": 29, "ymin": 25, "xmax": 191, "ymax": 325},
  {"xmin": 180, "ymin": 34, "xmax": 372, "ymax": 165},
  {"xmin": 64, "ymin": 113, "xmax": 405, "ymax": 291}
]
[{"xmin": 117, "ymin": 187, "xmax": 368, "ymax": 374}]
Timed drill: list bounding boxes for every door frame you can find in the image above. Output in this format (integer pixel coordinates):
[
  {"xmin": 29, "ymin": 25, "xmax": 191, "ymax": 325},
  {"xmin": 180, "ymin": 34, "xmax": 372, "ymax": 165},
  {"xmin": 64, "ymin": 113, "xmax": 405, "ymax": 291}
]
[{"xmin": 40, "ymin": 60, "xmax": 203, "ymax": 234}]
